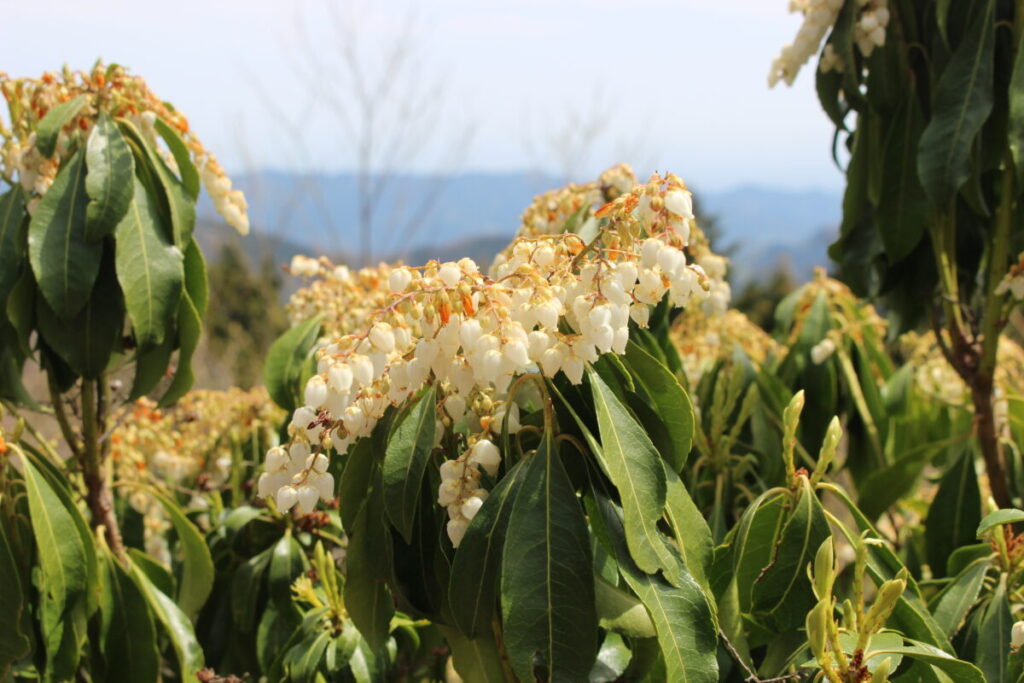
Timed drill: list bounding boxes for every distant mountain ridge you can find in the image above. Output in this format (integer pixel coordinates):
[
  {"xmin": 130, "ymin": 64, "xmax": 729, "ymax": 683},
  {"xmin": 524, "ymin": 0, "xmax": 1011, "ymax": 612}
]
[{"xmin": 197, "ymin": 171, "xmax": 842, "ymax": 287}]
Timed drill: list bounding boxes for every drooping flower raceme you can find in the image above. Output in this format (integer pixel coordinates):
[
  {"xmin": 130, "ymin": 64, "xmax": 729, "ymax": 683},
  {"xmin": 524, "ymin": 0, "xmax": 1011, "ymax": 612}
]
[
  {"xmin": 0, "ymin": 63, "xmax": 250, "ymax": 234},
  {"xmin": 260, "ymin": 170, "xmax": 729, "ymax": 545},
  {"xmin": 768, "ymin": 0, "xmax": 889, "ymax": 88}
]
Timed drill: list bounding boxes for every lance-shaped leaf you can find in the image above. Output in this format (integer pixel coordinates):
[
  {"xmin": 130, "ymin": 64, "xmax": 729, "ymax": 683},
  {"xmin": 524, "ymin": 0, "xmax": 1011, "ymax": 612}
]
[
  {"xmin": 129, "ymin": 559, "xmax": 205, "ymax": 681},
  {"xmin": 976, "ymin": 508, "xmax": 1024, "ymax": 537},
  {"xmin": 438, "ymin": 625, "xmax": 506, "ymax": 683},
  {"xmin": 975, "ymin": 576, "xmax": 1011, "ymax": 683},
  {"xmin": 345, "ymin": 483, "xmax": 395, "ymax": 651},
  {"xmin": 85, "ymin": 112, "xmax": 135, "ymax": 241},
  {"xmin": 449, "ymin": 456, "xmax": 530, "ymax": 637},
  {"xmin": 877, "ymin": 91, "xmax": 929, "ymax": 262},
  {"xmin": 623, "ymin": 340, "xmax": 695, "ymax": 471},
  {"xmin": 869, "ymin": 641, "xmax": 984, "ymax": 683},
  {"xmin": 115, "ymin": 178, "xmax": 184, "ymax": 350},
  {"xmin": 588, "ymin": 368, "xmax": 668, "ymax": 574},
  {"xmin": 925, "ymin": 449, "xmax": 980, "ymax": 577},
  {"xmin": 264, "ymin": 315, "xmax": 323, "ymax": 412},
  {"xmin": 663, "ymin": 466, "xmax": 713, "ymax": 593},
  {"xmin": 99, "ymin": 552, "xmax": 160, "ymax": 683},
  {"xmin": 22, "ymin": 457, "xmax": 95, "ymax": 682},
  {"xmin": 931, "ymin": 559, "xmax": 990, "ymax": 638},
  {"xmin": 182, "ymin": 238, "xmax": 208, "ymax": 317},
  {"xmin": 36, "ymin": 95, "xmax": 87, "ymax": 157},
  {"xmin": 501, "ymin": 436, "xmax": 597, "ymax": 682},
  {"xmin": 118, "ymin": 119, "xmax": 196, "ymax": 246},
  {"xmin": 917, "ymin": 0, "xmax": 996, "ymax": 206},
  {"xmin": 0, "ymin": 504, "xmax": 31, "ymax": 675},
  {"xmin": 154, "ymin": 117, "xmax": 200, "ymax": 199},
  {"xmin": 587, "ymin": 485, "xmax": 718, "ymax": 683},
  {"xmin": 149, "ymin": 490, "xmax": 213, "ymax": 619},
  {"xmin": 28, "ymin": 149, "xmax": 102, "ymax": 319},
  {"xmin": 0, "ymin": 186, "xmax": 27, "ymax": 305},
  {"xmin": 1010, "ymin": 29, "xmax": 1024, "ymax": 185},
  {"xmin": 36, "ymin": 254, "xmax": 123, "ymax": 379},
  {"xmin": 158, "ymin": 287, "xmax": 201, "ymax": 406},
  {"xmin": 383, "ymin": 383, "xmax": 438, "ymax": 541}
]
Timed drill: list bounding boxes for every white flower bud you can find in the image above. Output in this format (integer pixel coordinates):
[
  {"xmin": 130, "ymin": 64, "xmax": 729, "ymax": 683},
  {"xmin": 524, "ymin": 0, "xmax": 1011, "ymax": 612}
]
[
  {"xmin": 1012, "ymin": 621, "xmax": 1024, "ymax": 650},
  {"xmin": 468, "ymin": 439, "xmax": 501, "ymax": 476},
  {"xmin": 296, "ymin": 485, "xmax": 319, "ymax": 514},
  {"xmin": 462, "ymin": 495, "xmax": 485, "ymax": 521},
  {"xmin": 389, "ymin": 267, "xmax": 412, "ymax": 293},
  {"xmin": 304, "ymin": 375, "xmax": 328, "ymax": 409},
  {"xmin": 275, "ymin": 486, "xmax": 299, "ymax": 512},
  {"xmin": 438, "ymin": 262, "xmax": 461, "ymax": 287},
  {"xmin": 447, "ymin": 518, "xmax": 469, "ymax": 547},
  {"xmin": 664, "ymin": 189, "xmax": 693, "ymax": 219}
]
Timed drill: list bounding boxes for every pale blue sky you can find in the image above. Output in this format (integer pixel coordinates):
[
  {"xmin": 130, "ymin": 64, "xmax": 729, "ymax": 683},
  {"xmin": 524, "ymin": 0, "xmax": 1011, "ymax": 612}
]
[{"xmin": 2, "ymin": 0, "xmax": 844, "ymax": 191}]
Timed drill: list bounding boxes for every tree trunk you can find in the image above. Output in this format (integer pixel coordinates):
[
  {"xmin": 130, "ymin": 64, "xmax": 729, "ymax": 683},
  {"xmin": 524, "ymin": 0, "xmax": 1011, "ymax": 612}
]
[{"xmin": 970, "ymin": 375, "xmax": 1012, "ymax": 509}]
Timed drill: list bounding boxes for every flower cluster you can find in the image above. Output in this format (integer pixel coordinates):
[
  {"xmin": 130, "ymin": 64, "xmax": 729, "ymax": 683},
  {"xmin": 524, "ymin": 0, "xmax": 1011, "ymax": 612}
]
[
  {"xmin": 671, "ymin": 309, "xmax": 778, "ymax": 388},
  {"xmin": 261, "ymin": 170, "xmax": 730, "ymax": 544},
  {"xmin": 768, "ymin": 0, "xmax": 889, "ymax": 87},
  {"xmin": 286, "ymin": 256, "xmax": 400, "ymax": 338},
  {"xmin": 109, "ymin": 388, "xmax": 283, "ymax": 562},
  {"xmin": 0, "ymin": 62, "xmax": 249, "ymax": 233},
  {"xmin": 996, "ymin": 251, "xmax": 1024, "ymax": 300}
]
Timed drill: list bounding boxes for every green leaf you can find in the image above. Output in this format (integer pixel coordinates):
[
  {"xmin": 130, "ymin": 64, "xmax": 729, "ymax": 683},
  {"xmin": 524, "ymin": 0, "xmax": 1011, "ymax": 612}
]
[
  {"xmin": 0, "ymin": 504, "xmax": 31, "ymax": 675},
  {"xmin": 36, "ymin": 254, "xmax": 123, "ymax": 379},
  {"xmin": 917, "ymin": 0, "xmax": 996, "ymax": 206},
  {"xmin": 182, "ymin": 237, "xmax": 208, "ymax": 317},
  {"xmin": 115, "ymin": 178, "xmax": 184, "ymax": 349},
  {"xmin": 663, "ymin": 466, "xmax": 713, "ymax": 593},
  {"xmin": 877, "ymin": 91, "xmax": 929, "ymax": 262},
  {"xmin": 587, "ymin": 485, "xmax": 718, "ymax": 683},
  {"xmin": 230, "ymin": 545, "xmax": 272, "ymax": 633},
  {"xmin": 382, "ymin": 383, "xmax": 438, "ymax": 542},
  {"xmin": 0, "ymin": 186, "xmax": 27, "ymax": 306},
  {"xmin": 501, "ymin": 436, "xmax": 597, "ymax": 682},
  {"xmin": 926, "ymin": 449, "xmax": 981, "ymax": 576},
  {"xmin": 345, "ymin": 485, "xmax": 395, "ymax": 652},
  {"xmin": 931, "ymin": 559, "xmax": 990, "ymax": 638},
  {"xmin": 594, "ymin": 575, "xmax": 656, "ymax": 638},
  {"xmin": 22, "ymin": 456, "xmax": 95, "ymax": 682},
  {"xmin": 976, "ymin": 508, "xmax": 1024, "ymax": 537},
  {"xmin": 264, "ymin": 315, "xmax": 323, "ymax": 412},
  {"xmin": 588, "ymin": 368, "xmax": 668, "ymax": 574},
  {"xmin": 99, "ymin": 552, "xmax": 160, "ymax": 683},
  {"xmin": 28, "ymin": 149, "xmax": 102, "ymax": 319},
  {"xmin": 129, "ymin": 559, "xmax": 205, "ymax": 682},
  {"xmin": 975, "ymin": 576, "xmax": 1011, "ymax": 682},
  {"xmin": 154, "ymin": 117, "xmax": 200, "ymax": 200},
  {"xmin": 84, "ymin": 112, "xmax": 135, "ymax": 242},
  {"xmin": 870, "ymin": 641, "xmax": 984, "ymax": 683},
  {"xmin": 339, "ymin": 438, "xmax": 375, "ymax": 533},
  {"xmin": 149, "ymin": 490, "xmax": 213, "ymax": 619},
  {"xmin": 1008, "ymin": 27, "xmax": 1024, "ymax": 185},
  {"xmin": 623, "ymin": 340, "xmax": 694, "ymax": 471},
  {"xmin": 438, "ymin": 625, "xmax": 507, "ymax": 683},
  {"xmin": 449, "ymin": 455, "xmax": 529, "ymax": 638},
  {"xmin": 118, "ymin": 119, "xmax": 196, "ymax": 247},
  {"xmin": 158, "ymin": 289, "xmax": 201, "ymax": 406},
  {"xmin": 128, "ymin": 337, "xmax": 173, "ymax": 400},
  {"xmin": 36, "ymin": 95, "xmax": 87, "ymax": 157}
]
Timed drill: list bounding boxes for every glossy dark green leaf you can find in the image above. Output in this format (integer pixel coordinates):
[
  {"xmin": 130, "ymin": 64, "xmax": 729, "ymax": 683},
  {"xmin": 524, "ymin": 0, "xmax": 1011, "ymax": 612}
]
[
  {"xmin": 99, "ymin": 552, "xmax": 160, "ymax": 683},
  {"xmin": 0, "ymin": 504, "xmax": 30, "ymax": 675},
  {"xmin": 5, "ymin": 268, "xmax": 34, "ymax": 357},
  {"xmin": 872, "ymin": 641, "xmax": 984, "ymax": 682},
  {"xmin": 594, "ymin": 575, "xmax": 656, "ymax": 638},
  {"xmin": 84, "ymin": 112, "xmax": 135, "ymax": 241},
  {"xmin": 917, "ymin": 0, "xmax": 996, "ymax": 206},
  {"xmin": 118, "ymin": 119, "xmax": 196, "ymax": 247},
  {"xmin": 157, "ymin": 289, "xmax": 201, "ymax": 406},
  {"xmin": 115, "ymin": 178, "xmax": 184, "ymax": 349},
  {"xmin": 36, "ymin": 95, "xmax": 87, "ymax": 157},
  {"xmin": 345, "ymin": 486, "xmax": 395, "ymax": 652},
  {"xmin": 154, "ymin": 117, "xmax": 200, "ymax": 200},
  {"xmin": 877, "ymin": 92, "xmax": 929, "ymax": 261},
  {"xmin": 931, "ymin": 559, "xmax": 990, "ymax": 638},
  {"xmin": 150, "ymin": 490, "xmax": 213, "ymax": 619},
  {"xmin": 663, "ymin": 466, "xmax": 713, "ymax": 593},
  {"xmin": 623, "ymin": 340, "xmax": 694, "ymax": 471},
  {"xmin": 925, "ymin": 449, "xmax": 981, "ymax": 576},
  {"xmin": 264, "ymin": 315, "xmax": 323, "ymax": 412},
  {"xmin": 28, "ymin": 149, "xmax": 102, "ymax": 319},
  {"xmin": 501, "ymin": 436, "xmax": 597, "ymax": 682},
  {"xmin": 182, "ymin": 237, "xmax": 208, "ymax": 317},
  {"xmin": 0, "ymin": 186, "xmax": 27, "ymax": 305},
  {"xmin": 588, "ymin": 368, "xmax": 667, "ymax": 574},
  {"xmin": 449, "ymin": 456, "xmax": 529, "ymax": 637},
  {"xmin": 36, "ymin": 255, "xmax": 122, "ymax": 379},
  {"xmin": 339, "ymin": 438, "xmax": 375, "ymax": 533},
  {"xmin": 438, "ymin": 625, "xmax": 506, "ymax": 683},
  {"xmin": 21, "ymin": 457, "xmax": 95, "ymax": 682},
  {"xmin": 129, "ymin": 559, "xmax": 205, "ymax": 681},
  {"xmin": 588, "ymin": 485, "xmax": 718, "ymax": 683},
  {"xmin": 976, "ymin": 508, "xmax": 1024, "ymax": 537},
  {"xmin": 383, "ymin": 383, "xmax": 437, "ymax": 541},
  {"xmin": 230, "ymin": 545, "xmax": 273, "ymax": 633},
  {"xmin": 976, "ymin": 576, "xmax": 1011, "ymax": 682},
  {"xmin": 128, "ymin": 337, "xmax": 173, "ymax": 400}
]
